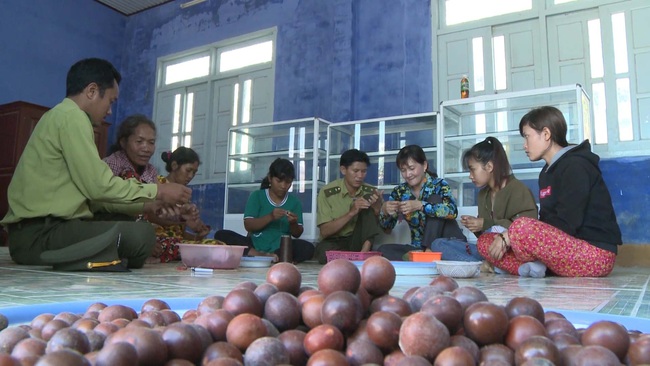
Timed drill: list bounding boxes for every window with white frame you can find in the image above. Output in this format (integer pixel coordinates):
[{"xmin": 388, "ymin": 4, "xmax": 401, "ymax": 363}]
[
  {"xmin": 154, "ymin": 29, "xmax": 276, "ymax": 183},
  {"xmin": 164, "ymin": 55, "xmax": 210, "ymax": 86},
  {"xmin": 171, "ymin": 93, "xmax": 193, "ymax": 150},
  {"xmin": 219, "ymin": 41, "xmax": 273, "ymax": 73},
  {"xmin": 445, "ymin": 0, "xmax": 533, "ymax": 26}
]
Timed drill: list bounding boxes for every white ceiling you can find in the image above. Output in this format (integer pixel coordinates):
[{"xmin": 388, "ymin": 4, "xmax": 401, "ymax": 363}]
[{"xmin": 95, "ymin": 0, "xmax": 173, "ymax": 16}]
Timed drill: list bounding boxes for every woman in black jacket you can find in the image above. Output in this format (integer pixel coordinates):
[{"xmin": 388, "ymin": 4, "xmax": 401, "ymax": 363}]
[{"xmin": 478, "ymin": 106, "xmax": 622, "ymax": 277}]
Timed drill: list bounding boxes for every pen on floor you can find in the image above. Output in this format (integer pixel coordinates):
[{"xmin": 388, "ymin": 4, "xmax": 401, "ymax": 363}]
[{"xmin": 191, "ymin": 267, "xmax": 213, "ymax": 274}]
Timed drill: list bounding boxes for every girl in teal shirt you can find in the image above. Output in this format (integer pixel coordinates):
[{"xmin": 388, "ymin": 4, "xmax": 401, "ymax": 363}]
[{"xmin": 215, "ymin": 158, "xmax": 315, "ymax": 263}]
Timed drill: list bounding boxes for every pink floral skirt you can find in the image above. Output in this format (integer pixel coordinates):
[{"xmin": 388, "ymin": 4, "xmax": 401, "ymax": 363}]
[
  {"xmin": 477, "ymin": 217, "xmax": 616, "ymax": 277},
  {"xmin": 157, "ymin": 236, "xmax": 182, "ymax": 263}
]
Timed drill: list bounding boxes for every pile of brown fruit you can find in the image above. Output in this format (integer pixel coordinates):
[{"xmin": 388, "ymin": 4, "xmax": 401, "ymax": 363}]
[{"xmin": 0, "ymin": 256, "xmax": 649, "ymax": 365}]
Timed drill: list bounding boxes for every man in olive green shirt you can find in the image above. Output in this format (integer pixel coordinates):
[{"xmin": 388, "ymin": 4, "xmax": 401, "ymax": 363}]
[
  {"xmin": 0, "ymin": 58, "xmax": 191, "ymax": 270},
  {"xmin": 314, "ymin": 149, "xmax": 383, "ymax": 263}
]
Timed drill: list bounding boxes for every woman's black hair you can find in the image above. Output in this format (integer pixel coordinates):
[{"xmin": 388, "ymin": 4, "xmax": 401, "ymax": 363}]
[
  {"xmin": 161, "ymin": 146, "xmax": 201, "ymax": 173},
  {"xmin": 395, "ymin": 144, "xmax": 437, "ymax": 178},
  {"xmin": 462, "ymin": 137, "xmax": 512, "ymax": 189},
  {"xmin": 519, "ymin": 106, "xmax": 569, "ymax": 147},
  {"xmin": 109, "ymin": 114, "xmax": 156, "ymax": 154},
  {"xmin": 260, "ymin": 158, "xmax": 296, "ymax": 189}
]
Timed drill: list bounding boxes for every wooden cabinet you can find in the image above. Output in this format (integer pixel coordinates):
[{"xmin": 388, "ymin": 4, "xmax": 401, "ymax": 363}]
[
  {"xmin": 0, "ymin": 101, "xmax": 50, "ymax": 221},
  {"xmin": 94, "ymin": 121, "xmax": 111, "ymax": 158}
]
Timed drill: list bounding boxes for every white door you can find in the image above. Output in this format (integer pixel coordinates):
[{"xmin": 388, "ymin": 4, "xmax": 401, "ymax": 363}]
[
  {"xmin": 437, "ymin": 27, "xmax": 492, "ymax": 101},
  {"xmin": 546, "ymin": 10, "xmax": 596, "ymax": 88},
  {"xmin": 628, "ymin": 4, "xmax": 650, "ymax": 143},
  {"xmin": 209, "ymin": 69, "xmax": 274, "ymax": 182},
  {"xmin": 153, "ymin": 88, "xmax": 180, "ymax": 175},
  {"xmin": 492, "ymin": 20, "xmax": 545, "ymax": 92},
  {"xmin": 153, "ymin": 83, "xmax": 209, "ymax": 182},
  {"xmin": 437, "ymin": 20, "xmax": 542, "ymax": 100}
]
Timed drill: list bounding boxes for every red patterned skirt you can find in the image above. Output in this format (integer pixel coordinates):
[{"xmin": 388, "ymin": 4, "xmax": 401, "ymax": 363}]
[{"xmin": 477, "ymin": 217, "xmax": 616, "ymax": 277}]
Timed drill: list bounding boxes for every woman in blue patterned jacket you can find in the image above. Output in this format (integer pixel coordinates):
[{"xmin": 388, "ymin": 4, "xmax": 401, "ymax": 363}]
[{"xmin": 379, "ymin": 144, "xmax": 480, "ymax": 261}]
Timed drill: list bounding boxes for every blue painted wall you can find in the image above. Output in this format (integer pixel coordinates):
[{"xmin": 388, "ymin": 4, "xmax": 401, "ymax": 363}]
[
  {"xmin": 600, "ymin": 157, "xmax": 650, "ymax": 243},
  {"xmin": 0, "ymin": 0, "xmax": 647, "ymax": 244},
  {"xmin": 116, "ymin": 0, "xmax": 432, "ymax": 128},
  {"xmin": 113, "ymin": 0, "xmax": 435, "ymax": 237},
  {"xmin": 0, "ymin": 0, "xmax": 124, "ymax": 120}
]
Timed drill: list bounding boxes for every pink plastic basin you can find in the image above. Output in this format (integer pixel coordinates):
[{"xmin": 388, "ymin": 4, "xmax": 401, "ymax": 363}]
[{"xmin": 177, "ymin": 244, "xmax": 247, "ymax": 269}]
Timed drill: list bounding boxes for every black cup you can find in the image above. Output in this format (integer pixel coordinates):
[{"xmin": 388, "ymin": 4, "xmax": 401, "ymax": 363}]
[{"xmin": 280, "ymin": 235, "xmax": 293, "ymax": 263}]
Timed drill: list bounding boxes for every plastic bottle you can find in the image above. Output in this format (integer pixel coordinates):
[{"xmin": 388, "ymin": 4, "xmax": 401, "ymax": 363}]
[{"xmin": 461, "ymin": 75, "xmax": 470, "ymax": 99}]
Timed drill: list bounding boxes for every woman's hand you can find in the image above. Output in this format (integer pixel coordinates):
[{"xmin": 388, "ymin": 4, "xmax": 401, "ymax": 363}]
[
  {"xmin": 286, "ymin": 211, "xmax": 299, "ymax": 225},
  {"xmin": 399, "ymin": 200, "xmax": 423, "ymax": 215},
  {"xmin": 271, "ymin": 208, "xmax": 288, "ymax": 221},
  {"xmin": 180, "ymin": 203, "xmax": 201, "ymax": 222},
  {"xmin": 151, "ymin": 241, "xmax": 164, "ymax": 258},
  {"xmin": 487, "ymin": 232, "xmax": 509, "ymax": 260},
  {"xmin": 382, "ymin": 201, "xmax": 401, "ymax": 216},
  {"xmin": 195, "ymin": 223, "xmax": 211, "ymax": 238},
  {"xmin": 461, "ymin": 215, "xmax": 483, "ymax": 233},
  {"xmin": 184, "ymin": 218, "xmax": 210, "ymax": 239}
]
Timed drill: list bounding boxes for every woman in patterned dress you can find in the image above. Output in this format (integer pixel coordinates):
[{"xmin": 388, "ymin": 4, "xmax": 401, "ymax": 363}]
[
  {"xmin": 101, "ymin": 115, "xmax": 167, "ymax": 260},
  {"xmin": 103, "ymin": 117, "xmax": 216, "ymax": 263},
  {"xmin": 152, "ymin": 147, "xmax": 217, "ymax": 263},
  {"xmin": 378, "ymin": 145, "xmax": 473, "ymax": 261},
  {"xmin": 103, "ymin": 114, "xmax": 158, "ymax": 184},
  {"xmin": 478, "ymin": 106, "xmax": 622, "ymax": 277}
]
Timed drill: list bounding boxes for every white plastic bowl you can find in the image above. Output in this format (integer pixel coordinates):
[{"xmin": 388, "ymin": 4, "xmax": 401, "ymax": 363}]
[
  {"xmin": 239, "ymin": 256, "xmax": 274, "ymax": 268},
  {"xmin": 434, "ymin": 260, "xmax": 482, "ymax": 278}
]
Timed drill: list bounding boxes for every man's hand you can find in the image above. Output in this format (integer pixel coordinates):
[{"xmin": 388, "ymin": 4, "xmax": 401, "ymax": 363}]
[
  {"xmin": 156, "ymin": 182, "xmax": 192, "ymax": 205},
  {"xmin": 349, "ymin": 197, "xmax": 372, "ymax": 215},
  {"xmin": 364, "ymin": 190, "xmax": 383, "ymax": 207},
  {"xmin": 365, "ymin": 189, "xmax": 384, "ymax": 215}
]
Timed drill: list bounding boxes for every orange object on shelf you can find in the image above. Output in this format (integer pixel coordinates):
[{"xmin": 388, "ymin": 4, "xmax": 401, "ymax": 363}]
[
  {"xmin": 460, "ymin": 75, "xmax": 470, "ymax": 98},
  {"xmin": 409, "ymin": 251, "xmax": 442, "ymax": 262}
]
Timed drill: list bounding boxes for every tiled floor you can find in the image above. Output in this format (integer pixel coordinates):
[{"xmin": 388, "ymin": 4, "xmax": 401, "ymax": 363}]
[{"xmin": 2, "ymin": 246, "xmax": 650, "ymax": 326}]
